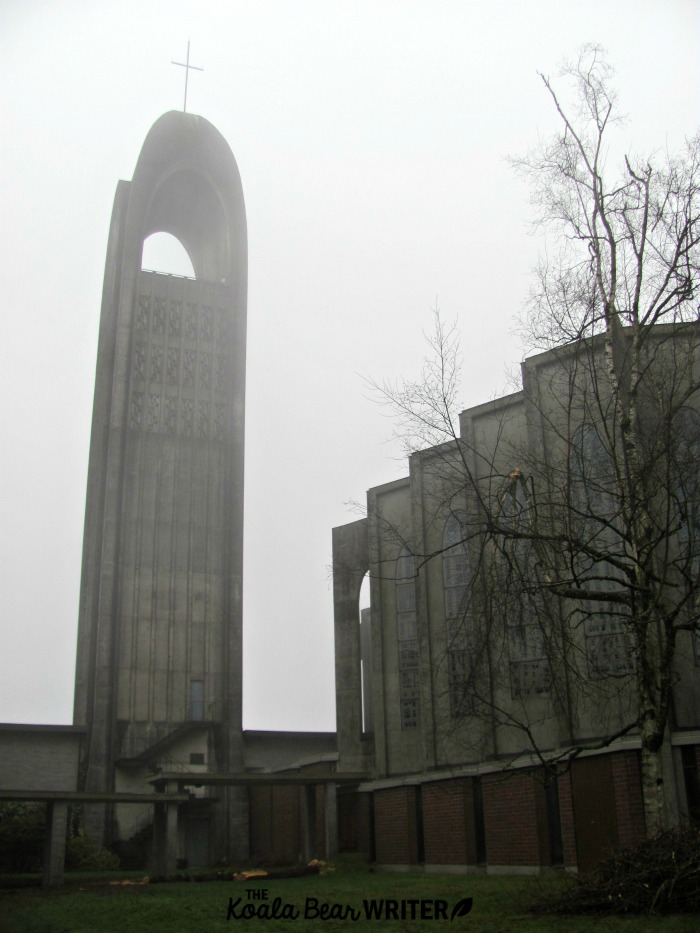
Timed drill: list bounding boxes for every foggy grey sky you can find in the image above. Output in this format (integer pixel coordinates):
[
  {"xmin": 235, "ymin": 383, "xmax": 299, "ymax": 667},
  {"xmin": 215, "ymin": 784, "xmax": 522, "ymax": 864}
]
[{"xmin": 1, "ymin": 1, "xmax": 698, "ymax": 731}]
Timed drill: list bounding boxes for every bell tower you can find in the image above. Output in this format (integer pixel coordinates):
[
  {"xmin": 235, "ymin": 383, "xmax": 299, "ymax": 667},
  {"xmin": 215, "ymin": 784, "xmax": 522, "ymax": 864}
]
[{"xmin": 73, "ymin": 112, "xmax": 247, "ymax": 860}]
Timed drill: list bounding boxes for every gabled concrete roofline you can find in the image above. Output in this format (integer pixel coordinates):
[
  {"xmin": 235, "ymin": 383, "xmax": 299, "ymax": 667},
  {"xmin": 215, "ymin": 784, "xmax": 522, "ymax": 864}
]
[
  {"xmin": 409, "ymin": 436, "xmax": 460, "ymax": 463},
  {"xmin": 332, "ymin": 515, "xmax": 367, "ymax": 535},
  {"xmin": 459, "ymin": 389, "xmax": 524, "ymax": 423},
  {"xmin": 518, "ymin": 319, "xmax": 700, "ymax": 370},
  {"xmin": 367, "ymin": 475, "xmax": 411, "ymax": 496}
]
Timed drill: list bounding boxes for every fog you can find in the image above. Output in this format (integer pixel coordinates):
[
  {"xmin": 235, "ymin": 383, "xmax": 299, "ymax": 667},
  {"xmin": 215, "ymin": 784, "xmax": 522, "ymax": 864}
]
[{"xmin": 1, "ymin": 0, "xmax": 697, "ymax": 730}]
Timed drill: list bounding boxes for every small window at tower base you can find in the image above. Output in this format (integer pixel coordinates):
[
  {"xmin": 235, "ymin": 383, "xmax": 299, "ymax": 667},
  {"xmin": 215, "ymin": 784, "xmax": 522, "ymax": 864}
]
[{"xmin": 190, "ymin": 680, "xmax": 205, "ymax": 720}]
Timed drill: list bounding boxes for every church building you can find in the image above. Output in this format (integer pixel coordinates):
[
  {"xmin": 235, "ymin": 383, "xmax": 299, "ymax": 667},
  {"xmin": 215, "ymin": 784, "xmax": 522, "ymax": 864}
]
[
  {"xmin": 332, "ymin": 334, "xmax": 700, "ymax": 873},
  {"xmin": 2, "ymin": 110, "xmax": 699, "ymax": 879}
]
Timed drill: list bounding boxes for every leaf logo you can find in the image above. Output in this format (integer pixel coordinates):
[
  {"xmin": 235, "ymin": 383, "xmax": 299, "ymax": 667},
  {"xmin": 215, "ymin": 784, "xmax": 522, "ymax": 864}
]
[{"xmin": 450, "ymin": 897, "xmax": 473, "ymax": 920}]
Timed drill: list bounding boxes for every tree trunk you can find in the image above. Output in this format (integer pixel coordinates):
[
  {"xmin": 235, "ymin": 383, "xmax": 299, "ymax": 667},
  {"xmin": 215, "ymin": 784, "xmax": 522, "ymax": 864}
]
[{"xmin": 640, "ymin": 724, "xmax": 667, "ymax": 835}]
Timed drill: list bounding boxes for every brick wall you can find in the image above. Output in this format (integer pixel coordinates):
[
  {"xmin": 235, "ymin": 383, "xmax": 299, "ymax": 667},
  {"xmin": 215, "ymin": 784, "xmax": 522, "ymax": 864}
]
[
  {"xmin": 482, "ymin": 771, "xmax": 546, "ymax": 867},
  {"xmin": 356, "ymin": 749, "xmax": 658, "ymax": 871},
  {"xmin": 374, "ymin": 787, "xmax": 418, "ymax": 864},
  {"xmin": 422, "ymin": 778, "xmax": 476, "ymax": 865}
]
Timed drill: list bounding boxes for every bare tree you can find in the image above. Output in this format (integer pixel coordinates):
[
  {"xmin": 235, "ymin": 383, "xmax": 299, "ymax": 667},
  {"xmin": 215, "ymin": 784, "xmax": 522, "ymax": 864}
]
[{"xmin": 371, "ymin": 47, "xmax": 700, "ymax": 835}]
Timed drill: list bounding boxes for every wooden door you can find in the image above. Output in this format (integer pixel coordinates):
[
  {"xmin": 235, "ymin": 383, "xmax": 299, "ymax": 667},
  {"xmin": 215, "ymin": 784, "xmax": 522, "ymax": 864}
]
[{"xmin": 571, "ymin": 756, "xmax": 618, "ymax": 872}]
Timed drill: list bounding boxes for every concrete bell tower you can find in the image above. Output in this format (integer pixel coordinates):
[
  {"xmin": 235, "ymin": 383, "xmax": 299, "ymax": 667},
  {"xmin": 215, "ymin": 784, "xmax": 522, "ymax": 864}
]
[{"xmin": 73, "ymin": 112, "xmax": 248, "ymax": 861}]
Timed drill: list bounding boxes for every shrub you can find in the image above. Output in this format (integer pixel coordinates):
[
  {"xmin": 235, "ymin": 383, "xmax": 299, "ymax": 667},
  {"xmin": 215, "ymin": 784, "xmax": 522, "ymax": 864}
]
[
  {"xmin": 65, "ymin": 833, "xmax": 120, "ymax": 872},
  {"xmin": 0, "ymin": 802, "xmax": 46, "ymax": 872},
  {"xmin": 535, "ymin": 827, "xmax": 700, "ymax": 915}
]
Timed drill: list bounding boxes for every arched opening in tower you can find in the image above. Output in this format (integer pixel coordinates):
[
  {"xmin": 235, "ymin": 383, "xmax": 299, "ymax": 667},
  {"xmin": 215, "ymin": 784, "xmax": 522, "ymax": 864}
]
[
  {"xmin": 141, "ymin": 232, "xmax": 196, "ymax": 279},
  {"xmin": 359, "ymin": 572, "xmax": 373, "ymax": 735}
]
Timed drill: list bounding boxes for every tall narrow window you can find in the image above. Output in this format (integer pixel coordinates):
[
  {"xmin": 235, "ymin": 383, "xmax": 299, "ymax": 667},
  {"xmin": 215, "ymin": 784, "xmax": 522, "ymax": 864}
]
[
  {"xmin": 672, "ymin": 407, "xmax": 700, "ymax": 666},
  {"xmin": 396, "ymin": 546, "xmax": 419, "ymax": 729},
  {"xmin": 443, "ymin": 514, "xmax": 471, "ymax": 717},
  {"xmin": 499, "ymin": 473, "xmax": 551, "ymax": 698},
  {"xmin": 581, "ymin": 577, "xmax": 634, "ymax": 677},
  {"xmin": 190, "ymin": 680, "xmax": 204, "ymax": 720},
  {"xmin": 571, "ymin": 426, "xmax": 632, "ymax": 677},
  {"xmin": 508, "ymin": 609, "xmax": 552, "ymax": 697},
  {"xmin": 571, "ymin": 423, "xmax": 615, "ymax": 520},
  {"xmin": 359, "ymin": 603, "xmax": 373, "ymax": 735}
]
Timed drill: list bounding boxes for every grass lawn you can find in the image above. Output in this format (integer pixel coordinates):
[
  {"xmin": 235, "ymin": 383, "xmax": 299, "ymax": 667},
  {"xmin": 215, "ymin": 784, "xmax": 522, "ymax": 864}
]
[{"xmin": 1, "ymin": 866, "xmax": 698, "ymax": 932}]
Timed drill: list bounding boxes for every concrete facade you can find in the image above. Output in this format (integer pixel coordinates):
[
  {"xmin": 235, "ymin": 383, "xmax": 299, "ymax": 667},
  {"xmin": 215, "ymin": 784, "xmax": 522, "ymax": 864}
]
[
  {"xmin": 333, "ymin": 333, "xmax": 700, "ymax": 872},
  {"xmin": 0, "ymin": 724, "xmax": 339, "ymax": 880},
  {"xmin": 72, "ymin": 111, "xmax": 248, "ymax": 861},
  {"xmin": 0, "ymin": 724, "xmax": 84, "ymax": 792},
  {"xmin": 11, "ymin": 110, "xmax": 699, "ymax": 879},
  {"xmin": 0, "ymin": 724, "xmax": 81, "ymax": 885}
]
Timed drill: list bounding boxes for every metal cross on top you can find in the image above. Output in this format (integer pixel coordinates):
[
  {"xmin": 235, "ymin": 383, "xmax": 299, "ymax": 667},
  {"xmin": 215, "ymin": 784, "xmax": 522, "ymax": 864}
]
[{"xmin": 172, "ymin": 41, "xmax": 203, "ymax": 113}]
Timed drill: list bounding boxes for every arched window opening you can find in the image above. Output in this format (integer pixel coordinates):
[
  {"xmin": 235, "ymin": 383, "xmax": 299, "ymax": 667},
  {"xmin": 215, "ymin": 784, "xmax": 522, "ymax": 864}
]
[
  {"xmin": 142, "ymin": 232, "xmax": 196, "ymax": 279},
  {"xmin": 443, "ymin": 514, "xmax": 471, "ymax": 717},
  {"xmin": 358, "ymin": 573, "xmax": 373, "ymax": 734},
  {"xmin": 396, "ymin": 546, "xmax": 419, "ymax": 729}
]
